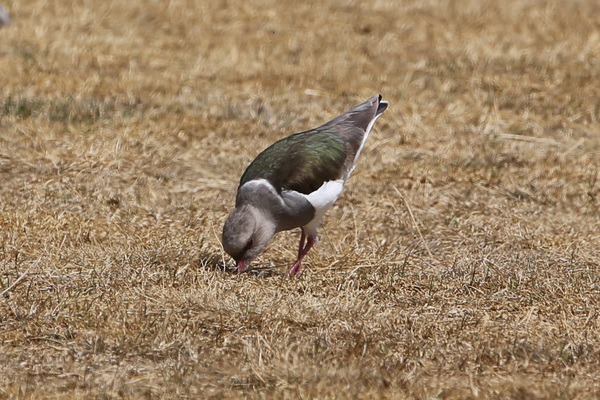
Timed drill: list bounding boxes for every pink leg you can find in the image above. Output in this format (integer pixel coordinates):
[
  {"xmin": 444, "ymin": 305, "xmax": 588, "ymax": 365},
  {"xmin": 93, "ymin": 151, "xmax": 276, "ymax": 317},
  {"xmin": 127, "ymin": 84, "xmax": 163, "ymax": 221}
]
[
  {"xmin": 298, "ymin": 228, "xmax": 306, "ymax": 258},
  {"xmin": 287, "ymin": 233, "xmax": 315, "ymax": 278}
]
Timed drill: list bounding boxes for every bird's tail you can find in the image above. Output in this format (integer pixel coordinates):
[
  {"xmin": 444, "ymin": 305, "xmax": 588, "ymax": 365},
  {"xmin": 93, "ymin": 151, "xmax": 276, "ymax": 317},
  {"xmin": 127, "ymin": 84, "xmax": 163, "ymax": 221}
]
[{"xmin": 328, "ymin": 94, "xmax": 388, "ymax": 179}]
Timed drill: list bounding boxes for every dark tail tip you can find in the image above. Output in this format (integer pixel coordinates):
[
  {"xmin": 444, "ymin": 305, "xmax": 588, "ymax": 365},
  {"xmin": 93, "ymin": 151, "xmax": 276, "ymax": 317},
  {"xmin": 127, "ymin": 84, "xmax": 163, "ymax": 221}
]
[{"xmin": 376, "ymin": 94, "xmax": 388, "ymax": 116}]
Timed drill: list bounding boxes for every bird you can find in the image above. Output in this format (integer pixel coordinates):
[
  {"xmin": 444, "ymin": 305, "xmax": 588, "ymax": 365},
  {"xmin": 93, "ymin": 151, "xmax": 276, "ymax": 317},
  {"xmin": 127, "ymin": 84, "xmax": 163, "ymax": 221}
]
[{"xmin": 222, "ymin": 94, "xmax": 388, "ymax": 277}]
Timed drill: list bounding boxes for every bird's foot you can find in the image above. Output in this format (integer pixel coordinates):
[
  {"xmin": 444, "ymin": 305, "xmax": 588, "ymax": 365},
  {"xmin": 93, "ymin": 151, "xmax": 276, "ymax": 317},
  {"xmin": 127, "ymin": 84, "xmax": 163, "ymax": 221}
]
[
  {"xmin": 286, "ymin": 260, "xmax": 303, "ymax": 278},
  {"xmin": 286, "ymin": 234, "xmax": 314, "ymax": 278}
]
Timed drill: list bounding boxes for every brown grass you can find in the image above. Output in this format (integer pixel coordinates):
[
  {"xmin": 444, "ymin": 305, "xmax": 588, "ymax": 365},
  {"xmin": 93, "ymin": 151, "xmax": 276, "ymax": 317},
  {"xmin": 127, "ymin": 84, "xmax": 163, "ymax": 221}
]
[{"xmin": 1, "ymin": 0, "xmax": 599, "ymax": 398}]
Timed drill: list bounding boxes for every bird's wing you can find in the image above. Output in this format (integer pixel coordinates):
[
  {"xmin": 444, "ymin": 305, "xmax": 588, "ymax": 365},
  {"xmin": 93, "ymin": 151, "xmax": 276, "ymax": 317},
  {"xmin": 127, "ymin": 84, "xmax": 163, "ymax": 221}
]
[
  {"xmin": 239, "ymin": 127, "xmax": 348, "ymax": 195},
  {"xmin": 239, "ymin": 94, "xmax": 387, "ymax": 195}
]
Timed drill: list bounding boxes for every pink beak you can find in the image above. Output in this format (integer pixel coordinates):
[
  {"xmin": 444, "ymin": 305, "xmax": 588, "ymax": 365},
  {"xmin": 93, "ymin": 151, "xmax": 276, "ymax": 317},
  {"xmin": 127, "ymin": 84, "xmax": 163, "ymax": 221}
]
[{"xmin": 236, "ymin": 259, "xmax": 246, "ymax": 274}]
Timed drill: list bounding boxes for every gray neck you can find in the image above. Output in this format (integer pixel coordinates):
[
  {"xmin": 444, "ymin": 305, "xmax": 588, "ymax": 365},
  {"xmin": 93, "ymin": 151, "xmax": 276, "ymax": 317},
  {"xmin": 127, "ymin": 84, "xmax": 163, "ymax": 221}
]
[
  {"xmin": 237, "ymin": 180, "xmax": 315, "ymax": 233},
  {"xmin": 246, "ymin": 204, "xmax": 278, "ymax": 256}
]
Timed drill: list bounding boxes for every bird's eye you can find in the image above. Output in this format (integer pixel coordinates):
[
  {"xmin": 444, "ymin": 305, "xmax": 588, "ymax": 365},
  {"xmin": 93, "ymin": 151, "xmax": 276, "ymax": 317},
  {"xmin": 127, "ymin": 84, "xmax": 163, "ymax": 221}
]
[{"xmin": 245, "ymin": 239, "xmax": 253, "ymax": 250}]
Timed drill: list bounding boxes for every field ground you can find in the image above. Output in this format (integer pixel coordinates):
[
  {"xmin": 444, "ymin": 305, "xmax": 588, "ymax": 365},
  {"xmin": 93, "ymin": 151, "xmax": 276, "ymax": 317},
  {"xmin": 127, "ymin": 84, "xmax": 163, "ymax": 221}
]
[{"xmin": 1, "ymin": 0, "xmax": 599, "ymax": 398}]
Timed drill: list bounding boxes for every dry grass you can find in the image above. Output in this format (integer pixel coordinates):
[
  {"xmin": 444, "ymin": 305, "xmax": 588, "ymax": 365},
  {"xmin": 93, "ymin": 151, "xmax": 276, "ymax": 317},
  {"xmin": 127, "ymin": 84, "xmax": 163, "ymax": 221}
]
[{"xmin": 1, "ymin": 0, "xmax": 599, "ymax": 398}]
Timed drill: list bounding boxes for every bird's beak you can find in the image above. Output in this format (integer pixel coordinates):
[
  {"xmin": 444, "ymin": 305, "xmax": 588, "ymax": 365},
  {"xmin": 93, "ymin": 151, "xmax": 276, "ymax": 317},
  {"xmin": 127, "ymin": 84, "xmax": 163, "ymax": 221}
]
[{"xmin": 236, "ymin": 259, "xmax": 246, "ymax": 274}]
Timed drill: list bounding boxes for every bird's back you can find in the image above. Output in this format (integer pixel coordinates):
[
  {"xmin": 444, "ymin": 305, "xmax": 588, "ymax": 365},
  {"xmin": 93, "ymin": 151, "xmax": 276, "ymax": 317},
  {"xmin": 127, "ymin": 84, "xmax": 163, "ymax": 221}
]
[{"xmin": 239, "ymin": 94, "xmax": 387, "ymax": 195}]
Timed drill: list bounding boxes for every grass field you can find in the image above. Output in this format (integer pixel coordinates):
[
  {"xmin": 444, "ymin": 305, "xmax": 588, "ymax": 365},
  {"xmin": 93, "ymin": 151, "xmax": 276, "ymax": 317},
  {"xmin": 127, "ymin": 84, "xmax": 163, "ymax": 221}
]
[{"xmin": 1, "ymin": 0, "xmax": 599, "ymax": 398}]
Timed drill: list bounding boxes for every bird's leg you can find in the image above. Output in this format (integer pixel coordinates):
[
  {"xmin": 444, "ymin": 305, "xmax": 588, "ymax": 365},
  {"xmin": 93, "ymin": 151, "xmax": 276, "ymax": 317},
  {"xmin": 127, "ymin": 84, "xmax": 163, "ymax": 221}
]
[
  {"xmin": 287, "ymin": 234, "xmax": 315, "ymax": 278},
  {"xmin": 297, "ymin": 228, "xmax": 306, "ymax": 259}
]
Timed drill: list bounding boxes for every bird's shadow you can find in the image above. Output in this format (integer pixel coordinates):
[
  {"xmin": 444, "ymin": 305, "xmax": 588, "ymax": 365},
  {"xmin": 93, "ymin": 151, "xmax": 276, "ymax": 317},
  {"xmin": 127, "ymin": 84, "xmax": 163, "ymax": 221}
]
[{"xmin": 199, "ymin": 253, "xmax": 283, "ymax": 278}]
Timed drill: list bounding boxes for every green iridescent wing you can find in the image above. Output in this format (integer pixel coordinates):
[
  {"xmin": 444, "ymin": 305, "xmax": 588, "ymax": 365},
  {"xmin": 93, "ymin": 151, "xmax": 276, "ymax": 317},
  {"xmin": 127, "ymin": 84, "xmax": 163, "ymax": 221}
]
[
  {"xmin": 239, "ymin": 126, "xmax": 349, "ymax": 195},
  {"xmin": 239, "ymin": 94, "xmax": 384, "ymax": 195}
]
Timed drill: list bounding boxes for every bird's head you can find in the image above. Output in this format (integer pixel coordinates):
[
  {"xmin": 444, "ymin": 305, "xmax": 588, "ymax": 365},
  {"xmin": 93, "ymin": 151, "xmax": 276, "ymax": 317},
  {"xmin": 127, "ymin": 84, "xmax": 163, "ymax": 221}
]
[{"xmin": 222, "ymin": 204, "xmax": 275, "ymax": 273}]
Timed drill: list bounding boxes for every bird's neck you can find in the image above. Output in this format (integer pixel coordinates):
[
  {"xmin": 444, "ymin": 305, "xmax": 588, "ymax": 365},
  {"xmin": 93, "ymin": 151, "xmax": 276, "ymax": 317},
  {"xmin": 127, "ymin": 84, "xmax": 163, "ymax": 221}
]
[{"xmin": 247, "ymin": 205, "xmax": 277, "ymax": 246}]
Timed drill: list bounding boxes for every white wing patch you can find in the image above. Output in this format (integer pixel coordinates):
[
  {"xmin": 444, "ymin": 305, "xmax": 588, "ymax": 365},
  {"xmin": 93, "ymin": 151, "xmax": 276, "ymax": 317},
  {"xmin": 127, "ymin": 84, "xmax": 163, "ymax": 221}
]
[{"xmin": 300, "ymin": 179, "xmax": 345, "ymax": 237}]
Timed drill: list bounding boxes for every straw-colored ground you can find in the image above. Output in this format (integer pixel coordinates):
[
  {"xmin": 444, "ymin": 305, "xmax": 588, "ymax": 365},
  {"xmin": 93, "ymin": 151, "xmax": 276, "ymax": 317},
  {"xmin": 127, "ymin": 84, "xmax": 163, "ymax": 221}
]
[{"xmin": 1, "ymin": 0, "xmax": 599, "ymax": 398}]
